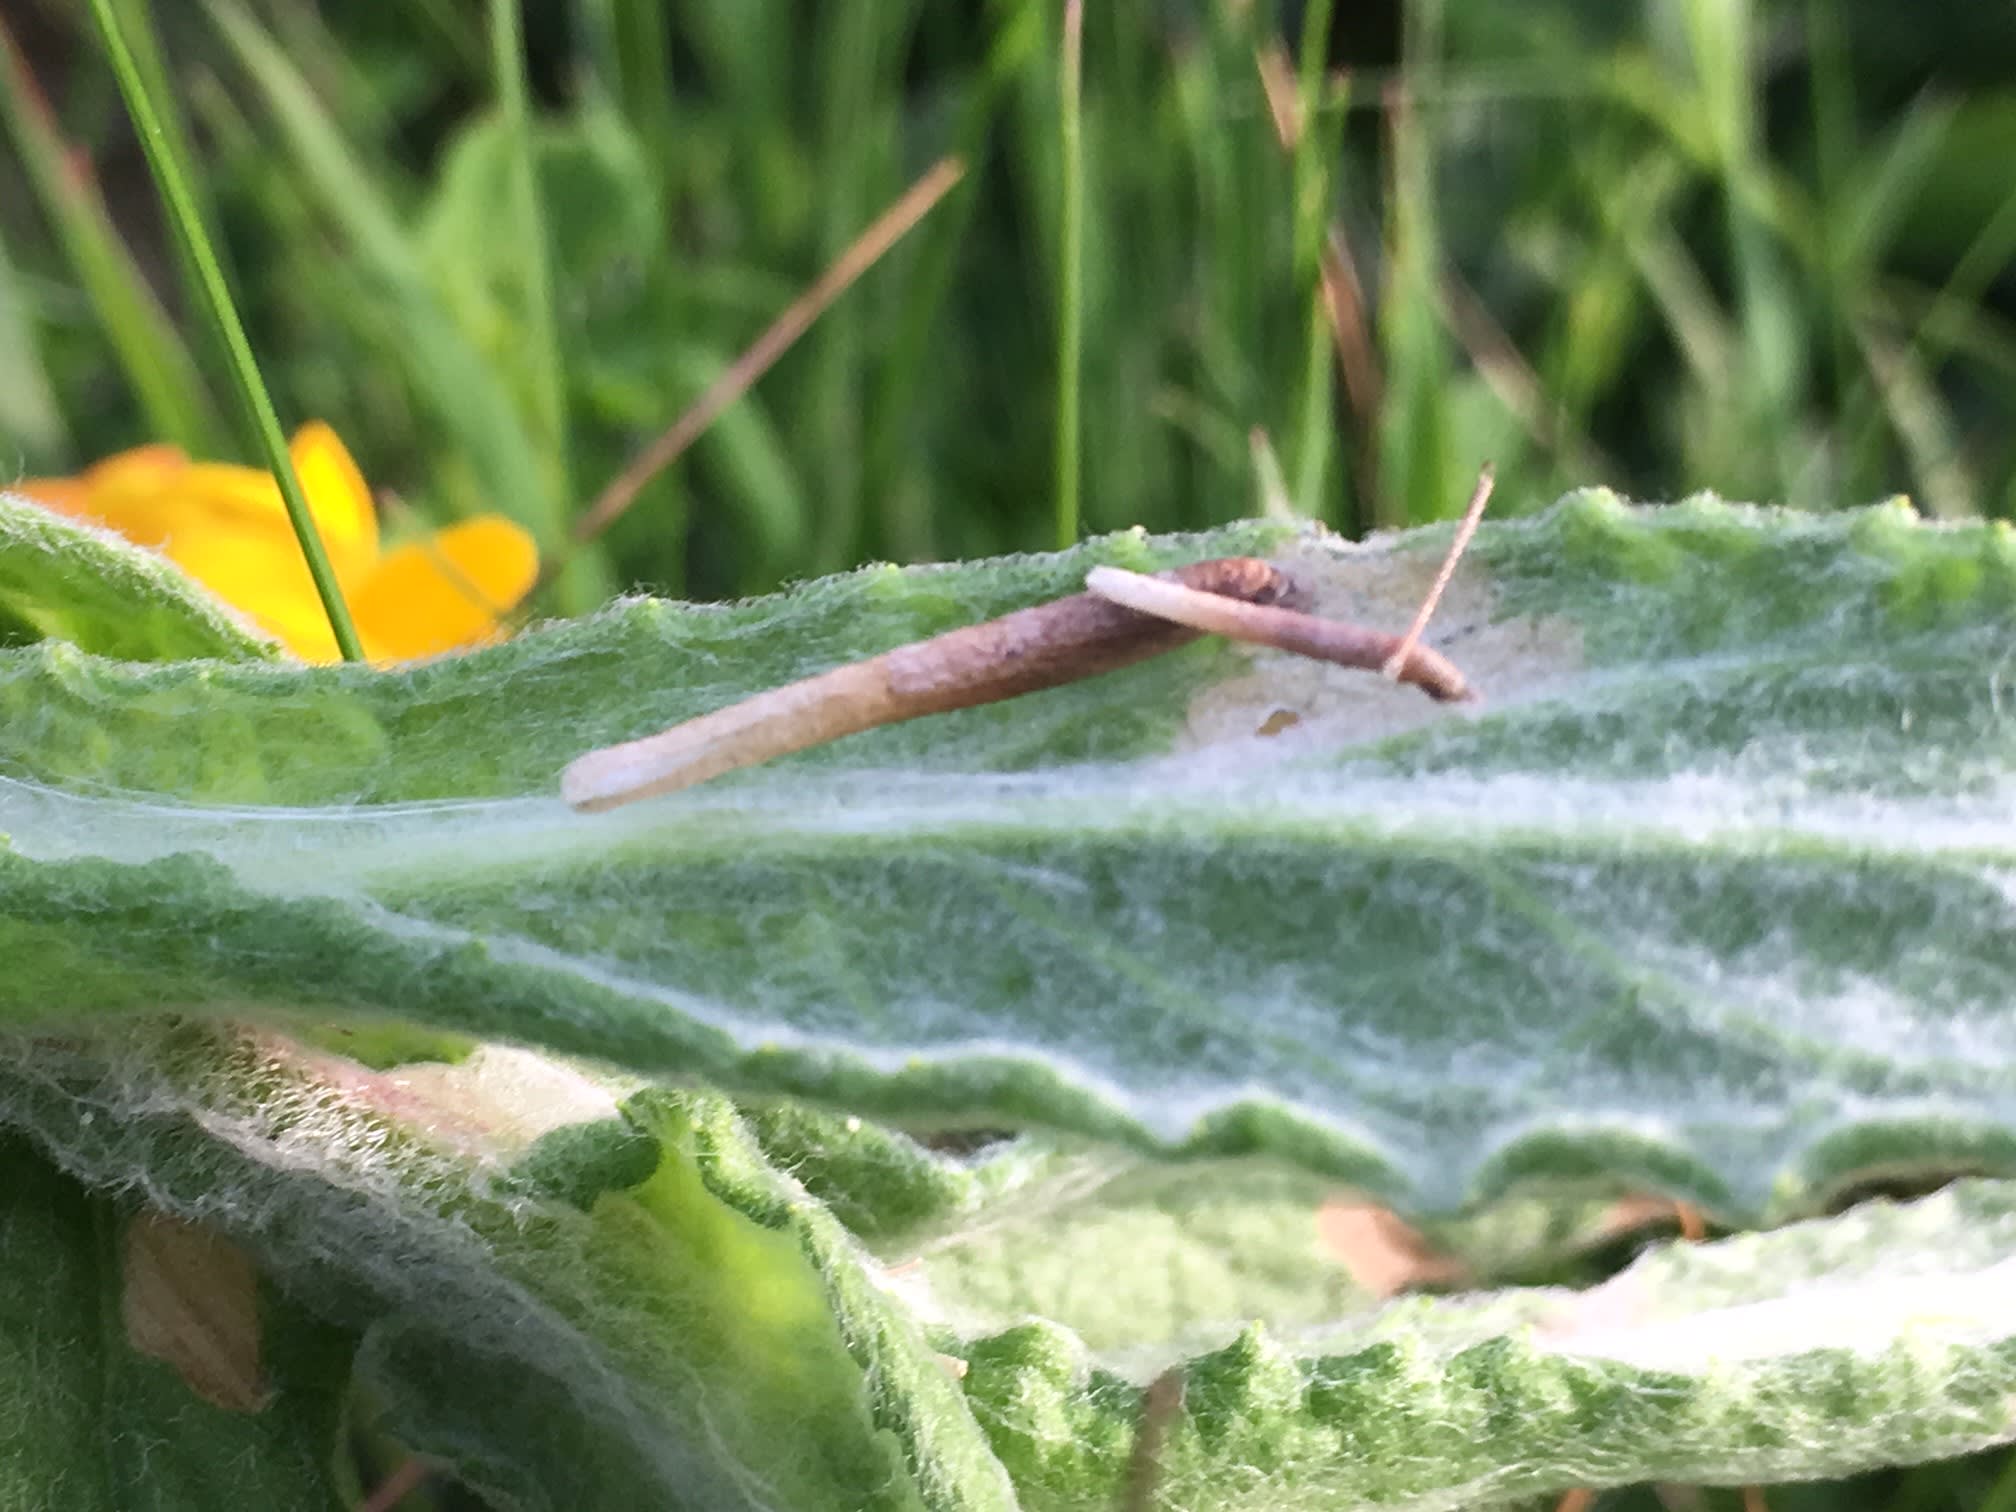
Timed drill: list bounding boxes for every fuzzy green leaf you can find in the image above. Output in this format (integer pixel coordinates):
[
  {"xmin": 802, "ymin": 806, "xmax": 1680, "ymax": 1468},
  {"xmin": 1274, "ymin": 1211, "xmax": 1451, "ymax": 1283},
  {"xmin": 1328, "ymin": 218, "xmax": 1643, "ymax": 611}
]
[
  {"xmin": 0, "ymin": 1029, "xmax": 1010, "ymax": 1511},
  {"xmin": 5, "ymin": 496, "xmax": 2013, "ymax": 1219},
  {"xmin": 7, "ymin": 1033, "xmax": 2016, "ymax": 1508},
  {"xmin": 0, "ymin": 489, "xmax": 277, "ymax": 661},
  {"xmin": 0, "ymin": 1135, "xmax": 351, "ymax": 1510},
  {"xmin": 958, "ymin": 1178, "xmax": 2016, "ymax": 1510}
]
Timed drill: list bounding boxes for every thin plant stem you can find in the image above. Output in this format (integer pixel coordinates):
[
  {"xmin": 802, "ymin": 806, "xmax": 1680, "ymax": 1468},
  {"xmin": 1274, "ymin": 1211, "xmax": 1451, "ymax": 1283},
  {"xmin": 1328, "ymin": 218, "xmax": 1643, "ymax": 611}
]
[
  {"xmin": 1380, "ymin": 463, "xmax": 1492, "ymax": 679},
  {"xmin": 1435, "ymin": 264, "xmax": 1615, "ymax": 481},
  {"xmin": 549, "ymin": 155, "xmax": 966, "ymax": 587},
  {"xmin": 1054, "ymin": 0, "xmax": 1085, "ymax": 549},
  {"xmin": 1085, "ymin": 566, "xmax": 1473, "ymax": 701},
  {"xmin": 83, "ymin": 0, "xmax": 364, "ymax": 661}
]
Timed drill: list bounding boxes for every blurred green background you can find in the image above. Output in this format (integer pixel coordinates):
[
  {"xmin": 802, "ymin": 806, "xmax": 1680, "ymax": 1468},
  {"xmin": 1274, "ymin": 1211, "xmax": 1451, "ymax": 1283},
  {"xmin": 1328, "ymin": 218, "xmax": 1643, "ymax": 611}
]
[{"xmin": 6, "ymin": 0, "xmax": 2014, "ymax": 613}]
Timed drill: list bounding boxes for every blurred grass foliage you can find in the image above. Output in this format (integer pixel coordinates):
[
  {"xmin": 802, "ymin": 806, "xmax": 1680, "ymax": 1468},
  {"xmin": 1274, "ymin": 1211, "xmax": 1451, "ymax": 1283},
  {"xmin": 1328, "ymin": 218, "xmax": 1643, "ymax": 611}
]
[{"xmin": 4, "ymin": 0, "xmax": 2016, "ymax": 606}]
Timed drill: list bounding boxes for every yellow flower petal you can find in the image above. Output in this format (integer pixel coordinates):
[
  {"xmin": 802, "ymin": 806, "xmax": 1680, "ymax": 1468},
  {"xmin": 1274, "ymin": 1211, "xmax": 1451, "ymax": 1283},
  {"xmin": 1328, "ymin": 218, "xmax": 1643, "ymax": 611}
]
[
  {"xmin": 159, "ymin": 429, "xmax": 378, "ymax": 587},
  {"xmin": 350, "ymin": 516, "xmax": 539, "ymax": 663},
  {"xmin": 83, "ymin": 443, "xmax": 190, "ymax": 495},
  {"xmin": 100, "ymin": 460, "xmax": 282, "ymax": 548},
  {"xmin": 159, "ymin": 524, "xmax": 361, "ymax": 662},
  {"xmin": 17, "ymin": 443, "xmax": 188, "ymax": 529},
  {"xmin": 288, "ymin": 420, "xmax": 379, "ymax": 572},
  {"xmin": 16, "ymin": 426, "xmax": 535, "ymax": 667},
  {"xmin": 29, "ymin": 427, "xmax": 379, "ymax": 593},
  {"xmin": 10, "ymin": 474, "xmax": 94, "ymax": 518}
]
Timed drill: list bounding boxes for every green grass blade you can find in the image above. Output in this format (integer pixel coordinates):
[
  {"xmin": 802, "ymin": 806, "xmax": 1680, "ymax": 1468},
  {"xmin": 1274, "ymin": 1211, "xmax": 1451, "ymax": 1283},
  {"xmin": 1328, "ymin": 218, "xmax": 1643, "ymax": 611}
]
[
  {"xmin": 804, "ymin": 3, "xmax": 903, "ymax": 570},
  {"xmin": 575, "ymin": 0, "xmax": 676, "ymax": 169},
  {"xmin": 0, "ymin": 226, "xmax": 69, "ymax": 463},
  {"xmin": 0, "ymin": 20, "xmax": 224, "ymax": 456},
  {"xmin": 1856, "ymin": 317, "xmax": 1974, "ymax": 518},
  {"xmin": 1884, "ymin": 132, "xmax": 2016, "ymax": 480},
  {"xmin": 105, "ymin": 0, "xmax": 233, "ymax": 289},
  {"xmin": 1377, "ymin": 0, "xmax": 1453, "ymax": 528},
  {"xmin": 82, "ymin": 0, "xmax": 363, "ymax": 661},
  {"xmin": 1290, "ymin": 58, "xmax": 1345, "ymax": 522},
  {"xmin": 1053, "ymin": 0, "xmax": 1084, "ymax": 549},
  {"xmin": 207, "ymin": 0, "xmax": 610, "ymax": 616},
  {"xmin": 409, "ymin": 0, "xmax": 488, "ymax": 81},
  {"xmin": 862, "ymin": 7, "xmax": 1038, "ymax": 563},
  {"xmin": 1291, "ymin": 271, "xmax": 1337, "ymax": 518},
  {"xmin": 1247, "ymin": 425, "xmax": 1296, "ymax": 520},
  {"xmin": 1292, "ymin": 0, "xmax": 1336, "ymax": 274},
  {"xmin": 488, "ymin": 0, "xmax": 572, "ymax": 517},
  {"xmin": 1805, "ymin": 0, "xmax": 1858, "ymax": 408}
]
